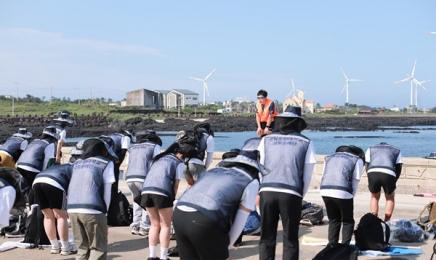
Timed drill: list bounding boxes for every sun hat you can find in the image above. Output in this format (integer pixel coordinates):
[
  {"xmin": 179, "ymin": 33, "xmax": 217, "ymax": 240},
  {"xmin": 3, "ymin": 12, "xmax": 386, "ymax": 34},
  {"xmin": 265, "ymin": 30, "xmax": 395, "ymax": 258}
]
[
  {"xmin": 424, "ymin": 152, "xmax": 436, "ymax": 159},
  {"xmin": 70, "ymin": 140, "xmax": 85, "ymax": 156},
  {"xmin": 274, "ymin": 105, "xmax": 307, "ymax": 132},
  {"xmin": 241, "ymin": 137, "xmax": 262, "ymax": 151},
  {"xmin": 53, "ymin": 110, "xmax": 74, "ymax": 126},
  {"xmin": 12, "ymin": 128, "xmax": 33, "ymax": 139},
  {"xmin": 42, "ymin": 126, "xmax": 60, "ymax": 140},
  {"xmin": 218, "ymin": 149, "xmax": 270, "ymax": 176},
  {"xmin": 222, "ymin": 148, "xmax": 241, "ymax": 159},
  {"xmin": 137, "ymin": 133, "xmax": 163, "ymax": 146},
  {"xmin": 82, "ymin": 138, "xmax": 119, "ymax": 163}
]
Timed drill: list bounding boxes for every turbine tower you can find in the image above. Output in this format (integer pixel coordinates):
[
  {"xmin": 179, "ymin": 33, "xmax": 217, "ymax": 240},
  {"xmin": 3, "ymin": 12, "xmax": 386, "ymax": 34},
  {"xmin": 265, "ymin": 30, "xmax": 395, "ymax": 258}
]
[
  {"xmin": 189, "ymin": 68, "xmax": 216, "ymax": 105},
  {"xmin": 394, "ymin": 60, "xmax": 419, "ymax": 110},
  {"xmin": 413, "ymin": 79, "xmax": 429, "ymax": 110},
  {"xmin": 340, "ymin": 67, "xmax": 363, "ymax": 105}
]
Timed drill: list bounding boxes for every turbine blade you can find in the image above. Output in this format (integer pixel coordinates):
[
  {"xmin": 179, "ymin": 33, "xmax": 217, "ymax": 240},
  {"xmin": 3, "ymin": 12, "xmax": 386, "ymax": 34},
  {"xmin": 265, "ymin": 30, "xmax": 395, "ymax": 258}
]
[
  {"xmin": 204, "ymin": 68, "xmax": 216, "ymax": 80},
  {"xmin": 394, "ymin": 78, "xmax": 410, "ymax": 84},
  {"xmin": 189, "ymin": 77, "xmax": 204, "ymax": 81},
  {"xmin": 204, "ymin": 83, "xmax": 210, "ymax": 96},
  {"xmin": 411, "ymin": 59, "xmax": 417, "ymax": 77},
  {"xmin": 349, "ymin": 79, "xmax": 363, "ymax": 82},
  {"xmin": 341, "ymin": 83, "xmax": 347, "ymax": 93},
  {"xmin": 340, "ymin": 67, "xmax": 348, "ymax": 80}
]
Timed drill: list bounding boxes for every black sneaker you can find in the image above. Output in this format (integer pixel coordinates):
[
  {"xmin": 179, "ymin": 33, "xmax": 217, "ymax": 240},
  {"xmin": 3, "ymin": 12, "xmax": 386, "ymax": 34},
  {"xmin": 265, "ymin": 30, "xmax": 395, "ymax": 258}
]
[{"xmin": 5, "ymin": 229, "xmax": 25, "ymax": 238}]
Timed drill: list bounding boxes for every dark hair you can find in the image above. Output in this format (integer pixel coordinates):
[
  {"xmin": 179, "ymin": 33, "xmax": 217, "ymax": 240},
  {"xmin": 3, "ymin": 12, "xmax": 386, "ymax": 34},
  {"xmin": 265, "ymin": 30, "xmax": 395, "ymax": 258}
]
[
  {"xmin": 336, "ymin": 145, "xmax": 365, "ymax": 162},
  {"xmin": 257, "ymin": 89, "xmax": 268, "ymax": 97},
  {"xmin": 40, "ymin": 133, "xmax": 58, "ymax": 143},
  {"xmin": 153, "ymin": 142, "xmax": 185, "ymax": 163},
  {"xmin": 194, "ymin": 122, "xmax": 214, "ymax": 137}
]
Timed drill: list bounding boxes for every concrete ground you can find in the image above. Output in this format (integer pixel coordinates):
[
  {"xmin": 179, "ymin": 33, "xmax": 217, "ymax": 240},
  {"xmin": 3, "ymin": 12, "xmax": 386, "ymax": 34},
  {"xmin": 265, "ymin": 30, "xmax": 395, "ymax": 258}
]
[{"xmin": 1, "ymin": 179, "xmax": 435, "ymax": 260}]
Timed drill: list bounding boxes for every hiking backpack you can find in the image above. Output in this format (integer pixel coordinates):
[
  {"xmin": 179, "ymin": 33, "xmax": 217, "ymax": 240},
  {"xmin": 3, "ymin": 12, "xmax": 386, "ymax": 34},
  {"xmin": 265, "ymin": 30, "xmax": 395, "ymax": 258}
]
[
  {"xmin": 354, "ymin": 213, "xmax": 390, "ymax": 251},
  {"xmin": 107, "ymin": 191, "xmax": 133, "ymax": 226},
  {"xmin": 177, "ymin": 130, "xmax": 201, "ymax": 159}
]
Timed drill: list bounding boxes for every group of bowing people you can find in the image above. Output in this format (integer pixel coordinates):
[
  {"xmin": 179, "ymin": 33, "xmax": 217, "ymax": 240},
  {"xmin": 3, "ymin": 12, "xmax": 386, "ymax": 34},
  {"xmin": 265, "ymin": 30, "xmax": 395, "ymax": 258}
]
[{"xmin": 0, "ymin": 105, "xmax": 403, "ymax": 260}]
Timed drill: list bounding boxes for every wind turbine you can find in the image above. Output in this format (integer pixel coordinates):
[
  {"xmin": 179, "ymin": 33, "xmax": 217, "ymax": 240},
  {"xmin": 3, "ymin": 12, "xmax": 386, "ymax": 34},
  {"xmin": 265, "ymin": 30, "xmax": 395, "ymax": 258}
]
[
  {"xmin": 394, "ymin": 60, "xmax": 419, "ymax": 111},
  {"xmin": 340, "ymin": 67, "xmax": 363, "ymax": 105},
  {"xmin": 426, "ymin": 31, "xmax": 436, "ymax": 34},
  {"xmin": 189, "ymin": 68, "xmax": 216, "ymax": 105},
  {"xmin": 285, "ymin": 78, "xmax": 298, "ymax": 98},
  {"xmin": 413, "ymin": 78, "xmax": 430, "ymax": 110}
]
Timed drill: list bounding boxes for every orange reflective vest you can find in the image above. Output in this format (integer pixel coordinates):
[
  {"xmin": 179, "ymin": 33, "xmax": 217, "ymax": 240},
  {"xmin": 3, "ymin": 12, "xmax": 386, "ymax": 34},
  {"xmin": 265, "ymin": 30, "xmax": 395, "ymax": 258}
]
[{"xmin": 256, "ymin": 98, "xmax": 278, "ymax": 122}]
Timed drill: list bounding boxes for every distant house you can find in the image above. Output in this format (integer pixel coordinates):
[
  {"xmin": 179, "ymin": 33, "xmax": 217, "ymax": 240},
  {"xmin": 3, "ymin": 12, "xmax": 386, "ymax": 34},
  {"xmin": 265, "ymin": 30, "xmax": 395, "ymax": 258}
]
[
  {"xmin": 316, "ymin": 103, "xmax": 337, "ymax": 113},
  {"xmin": 125, "ymin": 88, "xmax": 199, "ymax": 109},
  {"xmin": 283, "ymin": 90, "xmax": 314, "ymax": 114},
  {"xmin": 166, "ymin": 89, "xmax": 199, "ymax": 109},
  {"xmin": 358, "ymin": 107, "xmax": 378, "ymax": 115},
  {"xmin": 126, "ymin": 89, "xmax": 161, "ymax": 109},
  {"xmin": 390, "ymin": 106, "xmax": 400, "ymax": 112}
]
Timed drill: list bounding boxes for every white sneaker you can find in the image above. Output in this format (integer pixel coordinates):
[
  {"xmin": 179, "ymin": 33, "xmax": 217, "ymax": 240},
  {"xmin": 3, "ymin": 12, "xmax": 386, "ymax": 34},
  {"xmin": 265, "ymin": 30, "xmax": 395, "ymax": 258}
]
[
  {"xmin": 61, "ymin": 242, "xmax": 78, "ymax": 256},
  {"xmin": 131, "ymin": 226, "xmax": 139, "ymax": 235},
  {"xmin": 138, "ymin": 227, "xmax": 148, "ymax": 236},
  {"xmin": 51, "ymin": 245, "xmax": 61, "ymax": 254}
]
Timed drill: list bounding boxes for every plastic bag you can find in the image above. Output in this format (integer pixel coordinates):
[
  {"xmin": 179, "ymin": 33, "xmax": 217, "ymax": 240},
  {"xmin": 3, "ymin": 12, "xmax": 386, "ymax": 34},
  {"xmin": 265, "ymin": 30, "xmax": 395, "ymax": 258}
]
[{"xmin": 386, "ymin": 219, "xmax": 425, "ymax": 242}]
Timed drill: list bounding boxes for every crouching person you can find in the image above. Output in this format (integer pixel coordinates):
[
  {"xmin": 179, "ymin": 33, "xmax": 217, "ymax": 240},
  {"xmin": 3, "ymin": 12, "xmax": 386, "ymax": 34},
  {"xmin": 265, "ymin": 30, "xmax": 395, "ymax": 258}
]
[
  {"xmin": 67, "ymin": 138, "xmax": 119, "ymax": 260},
  {"xmin": 320, "ymin": 145, "xmax": 365, "ymax": 245},
  {"xmin": 173, "ymin": 148, "xmax": 269, "ymax": 260}
]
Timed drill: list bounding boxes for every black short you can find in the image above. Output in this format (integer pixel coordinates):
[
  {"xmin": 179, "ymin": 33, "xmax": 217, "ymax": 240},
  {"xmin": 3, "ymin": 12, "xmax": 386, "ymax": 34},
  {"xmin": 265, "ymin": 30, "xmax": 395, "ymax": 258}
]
[
  {"xmin": 367, "ymin": 172, "xmax": 397, "ymax": 195},
  {"xmin": 33, "ymin": 183, "xmax": 67, "ymax": 210},
  {"xmin": 140, "ymin": 193, "xmax": 173, "ymax": 209}
]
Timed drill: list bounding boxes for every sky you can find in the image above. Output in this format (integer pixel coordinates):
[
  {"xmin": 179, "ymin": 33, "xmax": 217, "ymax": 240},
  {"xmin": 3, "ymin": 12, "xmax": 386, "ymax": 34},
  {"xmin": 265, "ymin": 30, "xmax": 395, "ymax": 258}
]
[{"xmin": 0, "ymin": 1, "xmax": 435, "ymax": 108}]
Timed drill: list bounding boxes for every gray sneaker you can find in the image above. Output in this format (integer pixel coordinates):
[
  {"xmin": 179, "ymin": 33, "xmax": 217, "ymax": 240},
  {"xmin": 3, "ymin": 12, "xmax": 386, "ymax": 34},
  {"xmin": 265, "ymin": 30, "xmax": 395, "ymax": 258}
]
[
  {"xmin": 131, "ymin": 226, "xmax": 140, "ymax": 235},
  {"xmin": 61, "ymin": 242, "xmax": 78, "ymax": 256},
  {"xmin": 138, "ymin": 227, "xmax": 148, "ymax": 236}
]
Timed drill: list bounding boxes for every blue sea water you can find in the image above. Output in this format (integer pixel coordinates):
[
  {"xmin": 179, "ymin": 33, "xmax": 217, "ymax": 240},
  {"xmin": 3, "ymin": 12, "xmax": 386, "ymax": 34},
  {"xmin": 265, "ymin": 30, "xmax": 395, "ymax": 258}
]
[{"xmin": 67, "ymin": 126, "xmax": 436, "ymax": 157}]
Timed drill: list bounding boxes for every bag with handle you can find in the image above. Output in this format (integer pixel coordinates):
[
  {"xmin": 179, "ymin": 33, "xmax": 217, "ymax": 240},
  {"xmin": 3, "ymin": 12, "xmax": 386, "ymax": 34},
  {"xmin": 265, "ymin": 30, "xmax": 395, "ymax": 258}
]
[
  {"xmin": 418, "ymin": 201, "xmax": 436, "ymax": 231},
  {"xmin": 354, "ymin": 213, "xmax": 390, "ymax": 251},
  {"xmin": 312, "ymin": 242, "xmax": 358, "ymax": 260}
]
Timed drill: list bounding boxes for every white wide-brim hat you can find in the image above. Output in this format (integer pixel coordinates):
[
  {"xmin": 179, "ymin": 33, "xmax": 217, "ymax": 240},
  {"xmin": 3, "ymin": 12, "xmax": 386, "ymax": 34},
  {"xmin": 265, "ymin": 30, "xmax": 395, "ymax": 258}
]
[
  {"xmin": 42, "ymin": 126, "xmax": 60, "ymax": 140},
  {"xmin": 424, "ymin": 152, "xmax": 436, "ymax": 159},
  {"xmin": 13, "ymin": 128, "xmax": 33, "ymax": 139},
  {"xmin": 218, "ymin": 150, "xmax": 270, "ymax": 176}
]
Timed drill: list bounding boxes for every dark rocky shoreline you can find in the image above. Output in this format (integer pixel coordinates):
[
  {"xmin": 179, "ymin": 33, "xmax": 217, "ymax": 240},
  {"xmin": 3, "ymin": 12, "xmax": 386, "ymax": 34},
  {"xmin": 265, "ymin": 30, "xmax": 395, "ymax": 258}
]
[{"xmin": 1, "ymin": 115, "xmax": 436, "ymax": 144}]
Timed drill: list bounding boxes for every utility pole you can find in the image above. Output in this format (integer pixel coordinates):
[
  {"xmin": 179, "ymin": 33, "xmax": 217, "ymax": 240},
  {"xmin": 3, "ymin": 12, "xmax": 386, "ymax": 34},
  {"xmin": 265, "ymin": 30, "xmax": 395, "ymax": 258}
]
[
  {"xmin": 12, "ymin": 92, "xmax": 15, "ymax": 116},
  {"xmin": 78, "ymin": 87, "xmax": 81, "ymax": 105},
  {"xmin": 50, "ymin": 86, "xmax": 52, "ymax": 104},
  {"xmin": 13, "ymin": 82, "xmax": 20, "ymax": 101}
]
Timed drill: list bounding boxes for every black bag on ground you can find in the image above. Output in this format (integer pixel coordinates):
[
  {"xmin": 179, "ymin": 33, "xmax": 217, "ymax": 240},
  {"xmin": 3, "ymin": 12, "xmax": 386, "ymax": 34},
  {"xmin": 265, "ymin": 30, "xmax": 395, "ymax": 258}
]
[
  {"xmin": 107, "ymin": 191, "xmax": 132, "ymax": 226},
  {"xmin": 354, "ymin": 213, "xmax": 390, "ymax": 251},
  {"xmin": 312, "ymin": 242, "xmax": 358, "ymax": 260},
  {"xmin": 23, "ymin": 205, "xmax": 51, "ymax": 247},
  {"xmin": 301, "ymin": 202, "xmax": 324, "ymax": 225}
]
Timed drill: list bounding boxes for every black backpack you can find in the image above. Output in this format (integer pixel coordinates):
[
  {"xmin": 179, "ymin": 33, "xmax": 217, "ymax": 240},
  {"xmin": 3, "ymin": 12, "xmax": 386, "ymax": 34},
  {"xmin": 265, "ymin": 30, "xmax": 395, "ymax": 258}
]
[
  {"xmin": 177, "ymin": 130, "xmax": 200, "ymax": 159},
  {"xmin": 354, "ymin": 213, "xmax": 390, "ymax": 251},
  {"xmin": 312, "ymin": 242, "xmax": 358, "ymax": 260},
  {"xmin": 107, "ymin": 191, "xmax": 133, "ymax": 226},
  {"xmin": 301, "ymin": 203, "xmax": 324, "ymax": 225},
  {"xmin": 23, "ymin": 205, "xmax": 51, "ymax": 247}
]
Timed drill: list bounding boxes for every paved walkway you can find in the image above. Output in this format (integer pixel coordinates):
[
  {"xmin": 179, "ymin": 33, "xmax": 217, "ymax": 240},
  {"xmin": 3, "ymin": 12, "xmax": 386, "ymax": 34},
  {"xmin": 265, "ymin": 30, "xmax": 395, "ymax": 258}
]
[{"xmin": 1, "ymin": 179, "xmax": 435, "ymax": 259}]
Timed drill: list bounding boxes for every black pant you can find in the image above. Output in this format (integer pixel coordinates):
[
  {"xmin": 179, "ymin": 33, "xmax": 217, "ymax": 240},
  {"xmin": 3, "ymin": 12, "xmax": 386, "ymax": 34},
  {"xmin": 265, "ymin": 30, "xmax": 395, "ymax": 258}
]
[
  {"xmin": 173, "ymin": 208, "xmax": 229, "ymax": 260},
  {"xmin": 259, "ymin": 191, "xmax": 302, "ymax": 260},
  {"xmin": 322, "ymin": 196, "xmax": 355, "ymax": 245}
]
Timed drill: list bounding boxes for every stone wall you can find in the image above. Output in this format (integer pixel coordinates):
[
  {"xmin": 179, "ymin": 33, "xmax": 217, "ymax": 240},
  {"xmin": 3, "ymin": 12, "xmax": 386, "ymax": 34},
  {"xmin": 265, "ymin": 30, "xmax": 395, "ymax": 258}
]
[{"xmin": 60, "ymin": 147, "xmax": 436, "ymax": 194}]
